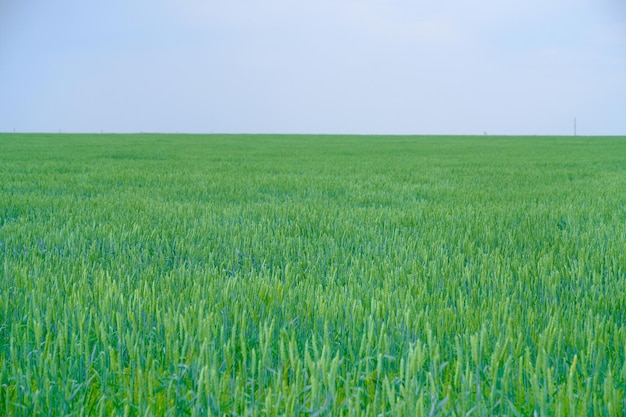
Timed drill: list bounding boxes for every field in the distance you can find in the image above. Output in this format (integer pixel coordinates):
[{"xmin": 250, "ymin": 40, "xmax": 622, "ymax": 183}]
[{"xmin": 1, "ymin": 133, "xmax": 625, "ymax": 416}]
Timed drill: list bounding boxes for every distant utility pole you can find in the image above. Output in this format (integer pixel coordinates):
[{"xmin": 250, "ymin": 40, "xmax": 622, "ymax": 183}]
[{"xmin": 574, "ymin": 117, "xmax": 577, "ymax": 136}]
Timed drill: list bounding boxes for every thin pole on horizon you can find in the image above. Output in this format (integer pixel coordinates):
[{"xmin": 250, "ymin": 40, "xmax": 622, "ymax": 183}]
[{"xmin": 574, "ymin": 117, "xmax": 577, "ymax": 136}]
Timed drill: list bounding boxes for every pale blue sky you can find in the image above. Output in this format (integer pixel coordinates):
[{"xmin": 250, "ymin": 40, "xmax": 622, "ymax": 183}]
[{"xmin": 1, "ymin": 0, "xmax": 625, "ymax": 135}]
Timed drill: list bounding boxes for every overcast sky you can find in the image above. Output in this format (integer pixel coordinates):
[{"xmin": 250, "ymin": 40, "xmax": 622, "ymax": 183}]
[{"xmin": 1, "ymin": 0, "xmax": 625, "ymax": 135}]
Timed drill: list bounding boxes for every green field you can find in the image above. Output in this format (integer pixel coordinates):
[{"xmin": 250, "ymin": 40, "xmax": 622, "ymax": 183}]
[{"xmin": 1, "ymin": 133, "xmax": 625, "ymax": 416}]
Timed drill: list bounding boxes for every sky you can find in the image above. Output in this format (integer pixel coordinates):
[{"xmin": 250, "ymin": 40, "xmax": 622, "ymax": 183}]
[{"xmin": 1, "ymin": 0, "xmax": 625, "ymax": 135}]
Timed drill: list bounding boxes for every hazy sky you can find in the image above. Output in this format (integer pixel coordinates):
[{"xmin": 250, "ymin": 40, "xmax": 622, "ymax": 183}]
[{"xmin": 1, "ymin": 0, "xmax": 625, "ymax": 135}]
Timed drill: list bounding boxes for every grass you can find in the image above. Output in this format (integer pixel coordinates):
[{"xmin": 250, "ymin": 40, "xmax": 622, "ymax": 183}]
[{"xmin": 0, "ymin": 133, "xmax": 625, "ymax": 416}]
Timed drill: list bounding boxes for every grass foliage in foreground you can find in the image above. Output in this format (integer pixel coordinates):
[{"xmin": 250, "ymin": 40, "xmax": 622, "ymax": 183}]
[{"xmin": 1, "ymin": 134, "xmax": 625, "ymax": 416}]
